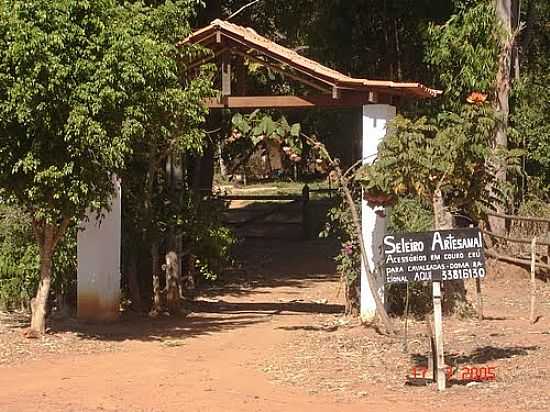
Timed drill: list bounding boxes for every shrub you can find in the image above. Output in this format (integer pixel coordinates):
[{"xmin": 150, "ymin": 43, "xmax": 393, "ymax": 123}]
[
  {"xmin": 0, "ymin": 204, "xmax": 39, "ymax": 310},
  {"xmin": 0, "ymin": 203, "xmax": 76, "ymax": 311},
  {"xmin": 385, "ymin": 198, "xmax": 434, "ymax": 316}
]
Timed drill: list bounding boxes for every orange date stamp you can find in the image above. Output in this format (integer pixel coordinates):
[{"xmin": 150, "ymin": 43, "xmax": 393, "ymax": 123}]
[{"xmin": 410, "ymin": 366, "xmax": 497, "ymax": 381}]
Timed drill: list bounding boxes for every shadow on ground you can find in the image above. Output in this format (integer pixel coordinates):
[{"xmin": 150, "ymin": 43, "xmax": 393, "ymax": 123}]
[
  {"xmin": 46, "ymin": 297, "xmax": 345, "ymax": 343},
  {"xmin": 47, "ymin": 312, "xmax": 269, "ymax": 343},
  {"xmin": 198, "ymin": 237, "xmax": 340, "ymax": 298},
  {"xmin": 5, "ymin": 237, "xmax": 342, "ymax": 344},
  {"xmin": 411, "ymin": 345, "xmax": 539, "ymax": 367},
  {"xmin": 192, "ymin": 299, "xmax": 344, "ymax": 315}
]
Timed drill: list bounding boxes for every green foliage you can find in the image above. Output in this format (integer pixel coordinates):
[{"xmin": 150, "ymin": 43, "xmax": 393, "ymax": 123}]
[
  {"xmin": 386, "ymin": 198, "xmax": 433, "ymax": 315},
  {"xmin": 162, "ymin": 191, "xmax": 235, "ymax": 281},
  {"xmin": 0, "ymin": 0, "xmax": 131, "ymax": 223},
  {"xmin": 51, "ymin": 224, "xmax": 77, "ymax": 303},
  {"xmin": 426, "ymin": 0, "xmax": 501, "ymax": 107},
  {"xmin": 0, "ymin": 0, "xmax": 211, "ymax": 225},
  {"xmin": 0, "ymin": 0, "xmax": 213, "ymax": 314},
  {"xmin": 116, "ymin": 1, "xmax": 217, "ymax": 296},
  {"xmin": 320, "ymin": 188, "xmax": 362, "ymax": 314},
  {"xmin": 0, "ymin": 203, "xmax": 76, "ymax": 310},
  {"xmin": 0, "ymin": 204, "xmax": 38, "ymax": 310},
  {"xmin": 517, "ymin": 197, "xmax": 550, "ymax": 219},
  {"xmin": 388, "ymin": 198, "xmax": 433, "ymax": 233},
  {"xmin": 357, "ymin": 116, "xmax": 437, "ymax": 200},
  {"xmin": 321, "ymin": 192, "xmax": 361, "ymax": 286},
  {"xmin": 230, "ymin": 111, "xmax": 302, "ymax": 151},
  {"xmin": 357, "ymin": 103, "xmax": 509, "ymax": 220},
  {"xmin": 186, "ymin": 201, "xmax": 235, "ymax": 281},
  {"xmin": 225, "ymin": 111, "xmax": 304, "ymax": 175},
  {"xmin": 510, "ymin": 74, "xmax": 550, "ymax": 189}
]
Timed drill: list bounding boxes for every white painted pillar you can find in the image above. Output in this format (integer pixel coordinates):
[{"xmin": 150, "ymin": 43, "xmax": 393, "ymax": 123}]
[
  {"xmin": 361, "ymin": 104, "xmax": 396, "ymax": 322},
  {"xmin": 77, "ymin": 177, "xmax": 121, "ymax": 321}
]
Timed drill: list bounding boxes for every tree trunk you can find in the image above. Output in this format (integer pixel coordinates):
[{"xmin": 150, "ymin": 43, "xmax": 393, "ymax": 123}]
[
  {"xmin": 343, "ymin": 276, "xmax": 360, "ymax": 316},
  {"xmin": 340, "ymin": 174, "xmax": 396, "ymax": 335},
  {"xmin": 432, "ymin": 189, "xmax": 468, "ymax": 315},
  {"xmin": 490, "ymin": 0, "xmax": 512, "ymax": 236},
  {"xmin": 151, "ymin": 241, "xmax": 162, "ymax": 314},
  {"xmin": 29, "ymin": 221, "xmax": 67, "ymax": 335},
  {"xmin": 432, "ymin": 189, "xmax": 453, "ymax": 230},
  {"xmin": 511, "ymin": 0, "xmax": 520, "ymax": 80},
  {"xmin": 521, "ymin": 0, "xmax": 536, "ymax": 69},
  {"xmin": 219, "ymin": 143, "xmax": 228, "ymax": 178},
  {"xmin": 30, "ymin": 250, "xmax": 53, "ymax": 334},
  {"xmin": 186, "ymin": 253, "xmax": 197, "ymax": 292},
  {"xmin": 126, "ymin": 250, "xmax": 142, "ymax": 311},
  {"xmin": 164, "ymin": 251, "xmax": 181, "ymax": 314},
  {"xmin": 394, "ymin": 17, "xmax": 403, "ymax": 81}
]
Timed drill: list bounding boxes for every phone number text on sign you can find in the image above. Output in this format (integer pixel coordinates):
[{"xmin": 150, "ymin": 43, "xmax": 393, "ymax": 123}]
[{"xmin": 383, "ymin": 228, "xmax": 486, "ymax": 284}]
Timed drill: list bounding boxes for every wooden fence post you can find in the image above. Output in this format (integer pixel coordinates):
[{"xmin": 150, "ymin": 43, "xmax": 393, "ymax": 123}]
[
  {"xmin": 546, "ymin": 222, "xmax": 550, "ymax": 265},
  {"xmin": 530, "ymin": 236, "xmax": 537, "ymax": 324},
  {"xmin": 475, "ymin": 277, "xmax": 483, "ymax": 321},
  {"xmin": 471, "ymin": 224, "xmax": 483, "ymax": 320},
  {"xmin": 432, "ymin": 281, "xmax": 446, "ymax": 390},
  {"xmin": 302, "ymin": 184, "xmax": 310, "ymax": 240},
  {"xmin": 425, "ymin": 315, "xmax": 435, "ymax": 381}
]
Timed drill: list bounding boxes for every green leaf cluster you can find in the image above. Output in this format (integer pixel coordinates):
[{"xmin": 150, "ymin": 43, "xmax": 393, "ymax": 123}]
[
  {"xmin": 357, "ymin": 103, "xmax": 513, "ymax": 221},
  {"xmin": 0, "ymin": 203, "xmax": 76, "ymax": 309},
  {"xmin": 426, "ymin": 0, "xmax": 501, "ymax": 108}
]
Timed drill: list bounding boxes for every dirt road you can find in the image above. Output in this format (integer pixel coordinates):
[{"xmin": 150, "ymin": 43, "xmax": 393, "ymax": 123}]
[{"xmin": 0, "ymin": 239, "xmax": 548, "ymax": 411}]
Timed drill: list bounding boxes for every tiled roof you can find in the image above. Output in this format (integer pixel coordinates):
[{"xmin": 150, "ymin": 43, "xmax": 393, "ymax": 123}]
[{"xmin": 180, "ymin": 19, "xmax": 441, "ymax": 99}]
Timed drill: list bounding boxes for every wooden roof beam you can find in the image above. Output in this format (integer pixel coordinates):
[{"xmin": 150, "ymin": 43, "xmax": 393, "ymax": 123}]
[{"xmin": 204, "ymin": 95, "xmax": 378, "ymax": 109}]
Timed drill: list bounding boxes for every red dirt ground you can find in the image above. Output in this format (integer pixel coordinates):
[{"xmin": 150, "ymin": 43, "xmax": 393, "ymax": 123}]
[{"xmin": 1, "ymin": 238, "xmax": 549, "ymax": 411}]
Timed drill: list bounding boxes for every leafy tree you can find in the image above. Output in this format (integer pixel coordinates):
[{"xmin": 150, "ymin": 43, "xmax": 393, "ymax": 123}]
[
  {"xmin": 321, "ymin": 192, "xmax": 362, "ymax": 316},
  {"xmin": 426, "ymin": 0, "xmax": 516, "ymax": 237},
  {"xmin": 511, "ymin": 0, "xmax": 550, "ymax": 195},
  {"xmin": 358, "ymin": 104, "xmax": 504, "ymax": 223},
  {"xmin": 511, "ymin": 74, "xmax": 550, "ymax": 192},
  {"xmin": 115, "ymin": 0, "xmax": 215, "ymax": 312},
  {"xmin": 426, "ymin": 0, "xmax": 501, "ymax": 109},
  {"xmin": 356, "ymin": 101, "xmax": 522, "ymax": 313},
  {"xmin": 0, "ymin": 0, "xmax": 211, "ymax": 334}
]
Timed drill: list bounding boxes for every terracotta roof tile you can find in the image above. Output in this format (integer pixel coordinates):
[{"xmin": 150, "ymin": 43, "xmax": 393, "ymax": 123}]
[{"xmin": 181, "ymin": 19, "xmax": 441, "ymax": 99}]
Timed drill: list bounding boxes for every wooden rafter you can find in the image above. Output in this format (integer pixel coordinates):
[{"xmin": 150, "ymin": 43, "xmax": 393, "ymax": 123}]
[
  {"xmin": 186, "ymin": 47, "xmax": 230, "ymax": 71},
  {"xmin": 232, "ymin": 50, "xmax": 333, "ymax": 94},
  {"xmin": 221, "ymin": 31, "xmax": 340, "ymax": 92}
]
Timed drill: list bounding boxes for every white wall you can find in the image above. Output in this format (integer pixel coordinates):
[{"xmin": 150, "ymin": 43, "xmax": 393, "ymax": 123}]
[
  {"xmin": 77, "ymin": 177, "xmax": 121, "ymax": 321},
  {"xmin": 361, "ymin": 104, "xmax": 396, "ymax": 322}
]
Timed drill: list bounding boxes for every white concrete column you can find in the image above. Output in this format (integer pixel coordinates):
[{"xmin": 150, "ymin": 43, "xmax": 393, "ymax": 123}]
[
  {"xmin": 77, "ymin": 177, "xmax": 121, "ymax": 321},
  {"xmin": 361, "ymin": 104, "xmax": 396, "ymax": 322}
]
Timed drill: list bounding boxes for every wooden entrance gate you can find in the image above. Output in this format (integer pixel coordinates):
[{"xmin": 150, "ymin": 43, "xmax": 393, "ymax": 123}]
[{"xmin": 220, "ymin": 185, "xmax": 311, "ymax": 239}]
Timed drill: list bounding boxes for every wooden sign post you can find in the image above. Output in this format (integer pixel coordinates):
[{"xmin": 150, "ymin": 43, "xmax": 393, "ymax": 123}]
[
  {"xmin": 383, "ymin": 228, "xmax": 487, "ymax": 391},
  {"xmin": 432, "ymin": 281, "xmax": 446, "ymax": 390}
]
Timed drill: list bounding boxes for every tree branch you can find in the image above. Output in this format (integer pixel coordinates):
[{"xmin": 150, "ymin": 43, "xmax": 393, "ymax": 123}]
[
  {"xmin": 227, "ymin": 0, "xmax": 262, "ymax": 20},
  {"xmin": 302, "ymin": 132, "xmax": 397, "ymax": 335}
]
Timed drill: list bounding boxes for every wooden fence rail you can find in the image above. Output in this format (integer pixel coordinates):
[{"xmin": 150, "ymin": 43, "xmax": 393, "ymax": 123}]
[
  {"xmin": 485, "ymin": 249, "xmax": 550, "ymax": 271},
  {"xmin": 483, "ymin": 211, "xmax": 550, "ymax": 271},
  {"xmin": 482, "ymin": 229, "xmax": 550, "ymax": 247},
  {"xmin": 485, "ymin": 212, "xmax": 549, "ymax": 323},
  {"xmin": 486, "ymin": 211, "xmax": 550, "ymax": 224}
]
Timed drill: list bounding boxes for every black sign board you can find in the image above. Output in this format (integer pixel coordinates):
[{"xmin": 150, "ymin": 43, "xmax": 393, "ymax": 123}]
[{"xmin": 383, "ymin": 228, "xmax": 486, "ymax": 284}]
